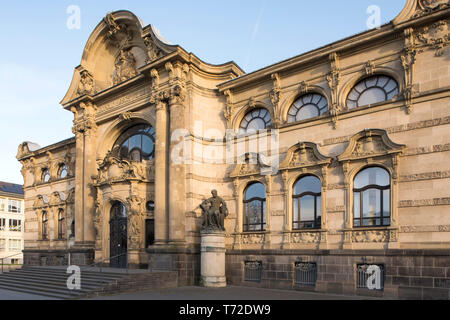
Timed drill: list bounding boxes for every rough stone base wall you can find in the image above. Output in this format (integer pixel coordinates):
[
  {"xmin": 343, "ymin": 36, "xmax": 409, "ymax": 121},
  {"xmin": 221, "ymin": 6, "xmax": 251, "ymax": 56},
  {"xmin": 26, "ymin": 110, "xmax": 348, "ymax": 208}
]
[
  {"xmin": 147, "ymin": 246, "xmax": 201, "ymax": 286},
  {"xmin": 225, "ymin": 249, "xmax": 450, "ymax": 300},
  {"xmin": 23, "ymin": 249, "xmax": 95, "ymax": 267}
]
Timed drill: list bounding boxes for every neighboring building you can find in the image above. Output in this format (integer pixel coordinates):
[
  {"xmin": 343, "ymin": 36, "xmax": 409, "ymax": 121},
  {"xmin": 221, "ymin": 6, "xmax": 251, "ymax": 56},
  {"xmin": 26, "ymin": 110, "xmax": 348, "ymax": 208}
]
[
  {"xmin": 16, "ymin": 0, "xmax": 450, "ymax": 299},
  {"xmin": 0, "ymin": 182, "xmax": 25, "ymax": 265}
]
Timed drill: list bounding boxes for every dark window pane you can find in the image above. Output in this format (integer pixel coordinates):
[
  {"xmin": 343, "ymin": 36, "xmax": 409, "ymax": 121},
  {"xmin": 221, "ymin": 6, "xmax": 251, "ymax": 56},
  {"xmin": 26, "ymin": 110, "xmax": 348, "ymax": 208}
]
[
  {"xmin": 354, "ymin": 167, "xmax": 390, "ymax": 189},
  {"xmin": 362, "ymin": 189, "xmax": 380, "ymax": 218},
  {"xmin": 300, "ymin": 196, "xmax": 315, "ymax": 222},
  {"xmin": 354, "ymin": 192, "xmax": 361, "ymax": 218},
  {"xmin": 383, "ymin": 190, "xmax": 391, "ymax": 217}
]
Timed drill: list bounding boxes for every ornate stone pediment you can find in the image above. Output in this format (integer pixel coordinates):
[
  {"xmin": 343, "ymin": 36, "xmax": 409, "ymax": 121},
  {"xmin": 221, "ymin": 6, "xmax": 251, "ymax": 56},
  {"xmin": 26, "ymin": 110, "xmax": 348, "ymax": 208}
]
[
  {"xmin": 49, "ymin": 192, "xmax": 66, "ymax": 207},
  {"xmin": 241, "ymin": 233, "xmax": 265, "ymax": 244},
  {"xmin": 416, "ymin": 19, "xmax": 450, "ymax": 56},
  {"xmin": 33, "ymin": 195, "xmax": 48, "ymax": 210},
  {"xmin": 280, "ymin": 142, "xmax": 332, "ymax": 170},
  {"xmin": 338, "ymin": 129, "xmax": 406, "ymax": 162},
  {"xmin": 230, "ymin": 153, "xmax": 273, "ymax": 178},
  {"xmin": 16, "ymin": 141, "xmax": 40, "ymax": 159}
]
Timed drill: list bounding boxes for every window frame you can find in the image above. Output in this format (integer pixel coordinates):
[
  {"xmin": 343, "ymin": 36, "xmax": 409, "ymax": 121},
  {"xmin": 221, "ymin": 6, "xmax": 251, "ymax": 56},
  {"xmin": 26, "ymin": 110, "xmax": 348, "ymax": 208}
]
[
  {"xmin": 42, "ymin": 211, "xmax": 49, "ymax": 240},
  {"xmin": 58, "ymin": 164, "xmax": 68, "ymax": 179},
  {"xmin": 57, "ymin": 209, "xmax": 65, "ymax": 240},
  {"xmin": 113, "ymin": 124, "xmax": 156, "ymax": 162},
  {"xmin": 346, "ymin": 75, "xmax": 399, "ymax": 110},
  {"xmin": 42, "ymin": 168, "xmax": 51, "ymax": 183},
  {"xmin": 288, "ymin": 93, "xmax": 329, "ymax": 123},
  {"xmin": 239, "ymin": 108, "xmax": 271, "ymax": 134},
  {"xmin": 292, "ymin": 175, "xmax": 322, "ymax": 230},
  {"xmin": 353, "ymin": 166, "xmax": 391, "ymax": 228},
  {"xmin": 243, "ymin": 182, "xmax": 267, "ymax": 232}
]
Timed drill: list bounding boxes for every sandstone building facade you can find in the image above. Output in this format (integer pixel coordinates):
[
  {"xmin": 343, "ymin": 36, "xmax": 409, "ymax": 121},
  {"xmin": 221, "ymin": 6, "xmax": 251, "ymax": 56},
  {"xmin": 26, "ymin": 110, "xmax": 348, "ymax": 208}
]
[{"xmin": 17, "ymin": 0, "xmax": 450, "ymax": 299}]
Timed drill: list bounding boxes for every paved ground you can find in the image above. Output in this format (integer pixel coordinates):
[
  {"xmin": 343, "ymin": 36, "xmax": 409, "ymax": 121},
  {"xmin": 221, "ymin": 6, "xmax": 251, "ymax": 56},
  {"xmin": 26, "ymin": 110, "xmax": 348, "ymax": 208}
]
[
  {"xmin": 87, "ymin": 286, "xmax": 380, "ymax": 300},
  {"xmin": 0, "ymin": 289, "xmax": 58, "ymax": 300},
  {"xmin": 0, "ymin": 286, "xmax": 380, "ymax": 300}
]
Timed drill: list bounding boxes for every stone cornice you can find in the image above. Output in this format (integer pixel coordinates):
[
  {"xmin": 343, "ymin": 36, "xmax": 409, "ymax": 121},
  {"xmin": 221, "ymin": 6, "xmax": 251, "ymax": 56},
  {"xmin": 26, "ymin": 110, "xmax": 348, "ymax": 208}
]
[{"xmin": 17, "ymin": 138, "xmax": 76, "ymax": 162}]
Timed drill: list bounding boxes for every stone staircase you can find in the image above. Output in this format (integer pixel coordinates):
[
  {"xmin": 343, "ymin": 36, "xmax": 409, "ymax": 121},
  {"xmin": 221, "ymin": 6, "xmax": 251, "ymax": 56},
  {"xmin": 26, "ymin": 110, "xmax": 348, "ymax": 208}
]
[{"xmin": 0, "ymin": 266, "xmax": 178, "ymax": 299}]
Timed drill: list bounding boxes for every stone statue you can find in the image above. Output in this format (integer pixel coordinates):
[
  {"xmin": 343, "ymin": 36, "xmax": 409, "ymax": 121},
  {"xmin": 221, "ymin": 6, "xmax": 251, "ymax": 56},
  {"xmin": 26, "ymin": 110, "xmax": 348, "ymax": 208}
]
[{"xmin": 200, "ymin": 190, "xmax": 228, "ymax": 231}]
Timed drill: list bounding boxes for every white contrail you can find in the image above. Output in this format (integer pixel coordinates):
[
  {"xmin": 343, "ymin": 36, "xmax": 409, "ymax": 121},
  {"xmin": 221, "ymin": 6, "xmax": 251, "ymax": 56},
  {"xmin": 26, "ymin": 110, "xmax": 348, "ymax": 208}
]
[{"xmin": 245, "ymin": 0, "xmax": 268, "ymax": 71}]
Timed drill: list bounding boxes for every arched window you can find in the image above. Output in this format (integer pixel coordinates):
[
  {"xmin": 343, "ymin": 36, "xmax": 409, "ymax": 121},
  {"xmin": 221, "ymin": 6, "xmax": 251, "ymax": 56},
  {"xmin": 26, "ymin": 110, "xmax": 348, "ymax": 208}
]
[
  {"xmin": 58, "ymin": 164, "xmax": 68, "ymax": 179},
  {"xmin": 346, "ymin": 75, "xmax": 399, "ymax": 109},
  {"xmin": 58, "ymin": 209, "xmax": 65, "ymax": 239},
  {"xmin": 293, "ymin": 176, "xmax": 322, "ymax": 230},
  {"xmin": 113, "ymin": 124, "xmax": 155, "ymax": 162},
  {"xmin": 42, "ymin": 211, "xmax": 48, "ymax": 240},
  {"xmin": 353, "ymin": 167, "xmax": 391, "ymax": 227},
  {"xmin": 239, "ymin": 108, "xmax": 271, "ymax": 133},
  {"xmin": 288, "ymin": 93, "xmax": 328, "ymax": 123},
  {"xmin": 243, "ymin": 182, "xmax": 266, "ymax": 232},
  {"xmin": 42, "ymin": 169, "xmax": 51, "ymax": 183}
]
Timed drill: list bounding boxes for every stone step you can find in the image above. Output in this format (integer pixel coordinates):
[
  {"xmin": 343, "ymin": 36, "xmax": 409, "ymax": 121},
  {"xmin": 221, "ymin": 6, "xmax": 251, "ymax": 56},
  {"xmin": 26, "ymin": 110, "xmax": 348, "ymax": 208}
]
[
  {"xmin": 11, "ymin": 269, "xmax": 123, "ymax": 281},
  {"xmin": 0, "ymin": 267, "xmax": 179, "ymax": 299},
  {"xmin": 0, "ymin": 274, "xmax": 110, "ymax": 290},
  {"xmin": 0, "ymin": 280, "xmax": 83, "ymax": 299}
]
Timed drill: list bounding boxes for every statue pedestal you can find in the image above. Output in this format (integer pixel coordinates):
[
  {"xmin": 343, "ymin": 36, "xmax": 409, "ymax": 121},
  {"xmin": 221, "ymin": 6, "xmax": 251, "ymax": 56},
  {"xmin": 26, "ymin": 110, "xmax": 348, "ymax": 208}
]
[{"xmin": 201, "ymin": 230, "xmax": 226, "ymax": 288}]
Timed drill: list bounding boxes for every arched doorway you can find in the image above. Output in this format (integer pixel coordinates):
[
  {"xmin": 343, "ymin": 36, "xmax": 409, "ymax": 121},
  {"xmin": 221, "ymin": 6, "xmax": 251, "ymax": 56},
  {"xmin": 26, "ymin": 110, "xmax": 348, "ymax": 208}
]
[{"xmin": 110, "ymin": 201, "xmax": 128, "ymax": 268}]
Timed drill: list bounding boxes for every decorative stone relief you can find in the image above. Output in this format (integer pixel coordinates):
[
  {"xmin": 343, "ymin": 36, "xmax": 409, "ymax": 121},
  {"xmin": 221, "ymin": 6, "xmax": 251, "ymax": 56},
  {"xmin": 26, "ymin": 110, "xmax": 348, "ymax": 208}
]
[
  {"xmin": 416, "ymin": 19, "xmax": 450, "ymax": 56},
  {"xmin": 223, "ymin": 89, "xmax": 234, "ymax": 126},
  {"xmin": 351, "ymin": 230, "xmax": 390, "ymax": 243},
  {"xmin": 127, "ymin": 195, "xmax": 145, "ymax": 250},
  {"xmin": 291, "ymin": 232, "xmax": 321, "ymax": 244},
  {"xmin": 77, "ymin": 69, "xmax": 96, "ymax": 96},
  {"xmin": 402, "ymin": 29, "xmax": 417, "ymax": 114},
  {"xmin": 241, "ymin": 233, "xmax": 265, "ymax": 244},
  {"xmin": 413, "ymin": 0, "xmax": 450, "ymax": 18},
  {"xmin": 269, "ymin": 73, "xmax": 282, "ymax": 127},
  {"xmin": 103, "ymin": 12, "xmax": 133, "ymax": 49},
  {"xmin": 112, "ymin": 49, "xmax": 138, "ymax": 85},
  {"xmin": 326, "ymin": 52, "xmax": 341, "ymax": 129},
  {"xmin": 364, "ymin": 60, "xmax": 375, "ymax": 76},
  {"xmin": 144, "ymin": 36, "xmax": 163, "ymax": 62},
  {"xmin": 230, "ymin": 153, "xmax": 273, "ymax": 178}
]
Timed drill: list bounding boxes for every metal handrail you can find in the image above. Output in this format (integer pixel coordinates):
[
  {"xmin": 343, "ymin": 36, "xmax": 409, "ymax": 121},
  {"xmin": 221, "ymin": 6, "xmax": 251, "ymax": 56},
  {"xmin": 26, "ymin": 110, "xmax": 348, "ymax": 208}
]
[
  {"xmin": 1, "ymin": 252, "xmax": 23, "ymax": 273},
  {"xmin": 81, "ymin": 252, "xmax": 129, "ymax": 274}
]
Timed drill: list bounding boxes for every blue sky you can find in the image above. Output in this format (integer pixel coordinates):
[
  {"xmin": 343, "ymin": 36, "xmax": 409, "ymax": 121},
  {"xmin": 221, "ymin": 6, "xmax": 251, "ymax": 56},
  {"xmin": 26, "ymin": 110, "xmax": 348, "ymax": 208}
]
[{"xmin": 0, "ymin": 0, "xmax": 406, "ymax": 184}]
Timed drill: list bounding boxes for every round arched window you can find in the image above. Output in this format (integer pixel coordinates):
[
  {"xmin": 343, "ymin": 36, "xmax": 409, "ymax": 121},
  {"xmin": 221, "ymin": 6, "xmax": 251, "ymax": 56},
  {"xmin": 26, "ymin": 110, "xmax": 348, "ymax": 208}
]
[
  {"xmin": 239, "ymin": 108, "xmax": 271, "ymax": 133},
  {"xmin": 59, "ymin": 164, "xmax": 68, "ymax": 179},
  {"xmin": 113, "ymin": 124, "xmax": 155, "ymax": 161},
  {"xmin": 346, "ymin": 75, "xmax": 399, "ymax": 109},
  {"xmin": 288, "ymin": 93, "xmax": 328, "ymax": 123},
  {"xmin": 42, "ymin": 169, "xmax": 51, "ymax": 183}
]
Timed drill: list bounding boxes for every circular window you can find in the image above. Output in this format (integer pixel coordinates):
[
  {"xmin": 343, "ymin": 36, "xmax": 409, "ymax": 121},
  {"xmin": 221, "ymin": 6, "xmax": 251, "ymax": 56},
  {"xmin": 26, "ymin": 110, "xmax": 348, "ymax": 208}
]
[
  {"xmin": 239, "ymin": 108, "xmax": 271, "ymax": 133},
  {"xmin": 288, "ymin": 93, "xmax": 328, "ymax": 123},
  {"xmin": 346, "ymin": 75, "xmax": 399, "ymax": 109}
]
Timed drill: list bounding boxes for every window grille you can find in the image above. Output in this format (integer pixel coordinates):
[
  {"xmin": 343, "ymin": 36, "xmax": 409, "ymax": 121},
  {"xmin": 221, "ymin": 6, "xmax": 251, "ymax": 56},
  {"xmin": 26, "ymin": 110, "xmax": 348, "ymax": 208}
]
[
  {"xmin": 295, "ymin": 262, "xmax": 317, "ymax": 286},
  {"xmin": 244, "ymin": 261, "xmax": 262, "ymax": 282},
  {"xmin": 357, "ymin": 264, "xmax": 385, "ymax": 291}
]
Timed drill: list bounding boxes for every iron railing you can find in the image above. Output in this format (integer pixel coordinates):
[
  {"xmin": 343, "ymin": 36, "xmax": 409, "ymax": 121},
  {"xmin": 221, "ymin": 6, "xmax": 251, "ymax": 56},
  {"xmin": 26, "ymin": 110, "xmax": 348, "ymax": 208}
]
[
  {"xmin": 244, "ymin": 261, "xmax": 262, "ymax": 282},
  {"xmin": 295, "ymin": 262, "xmax": 317, "ymax": 286}
]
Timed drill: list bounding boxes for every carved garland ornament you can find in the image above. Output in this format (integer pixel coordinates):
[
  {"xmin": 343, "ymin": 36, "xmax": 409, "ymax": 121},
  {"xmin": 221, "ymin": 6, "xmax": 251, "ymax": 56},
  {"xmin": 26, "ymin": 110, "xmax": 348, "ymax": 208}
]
[{"xmin": 416, "ymin": 19, "xmax": 450, "ymax": 56}]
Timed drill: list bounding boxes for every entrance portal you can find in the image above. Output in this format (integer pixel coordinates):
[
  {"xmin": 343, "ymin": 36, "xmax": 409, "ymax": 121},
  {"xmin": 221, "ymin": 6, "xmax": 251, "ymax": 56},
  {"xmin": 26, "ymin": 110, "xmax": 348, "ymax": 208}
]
[{"xmin": 110, "ymin": 202, "xmax": 127, "ymax": 268}]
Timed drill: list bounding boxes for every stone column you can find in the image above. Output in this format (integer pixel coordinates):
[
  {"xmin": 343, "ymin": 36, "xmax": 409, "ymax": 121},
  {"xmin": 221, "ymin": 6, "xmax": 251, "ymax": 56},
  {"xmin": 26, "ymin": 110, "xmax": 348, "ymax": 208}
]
[
  {"xmin": 154, "ymin": 98, "xmax": 169, "ymax": 245},
  {"xmin": 201, "ymin": 230, "xmax": 226, "ymax": 287},
  {"xmin": 71, "ymin": 101, "xmax": 97, "ymax": 248},
  {"xmin": 168, "ymin": 86, "xmax": 187, "ymax": 245}
]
